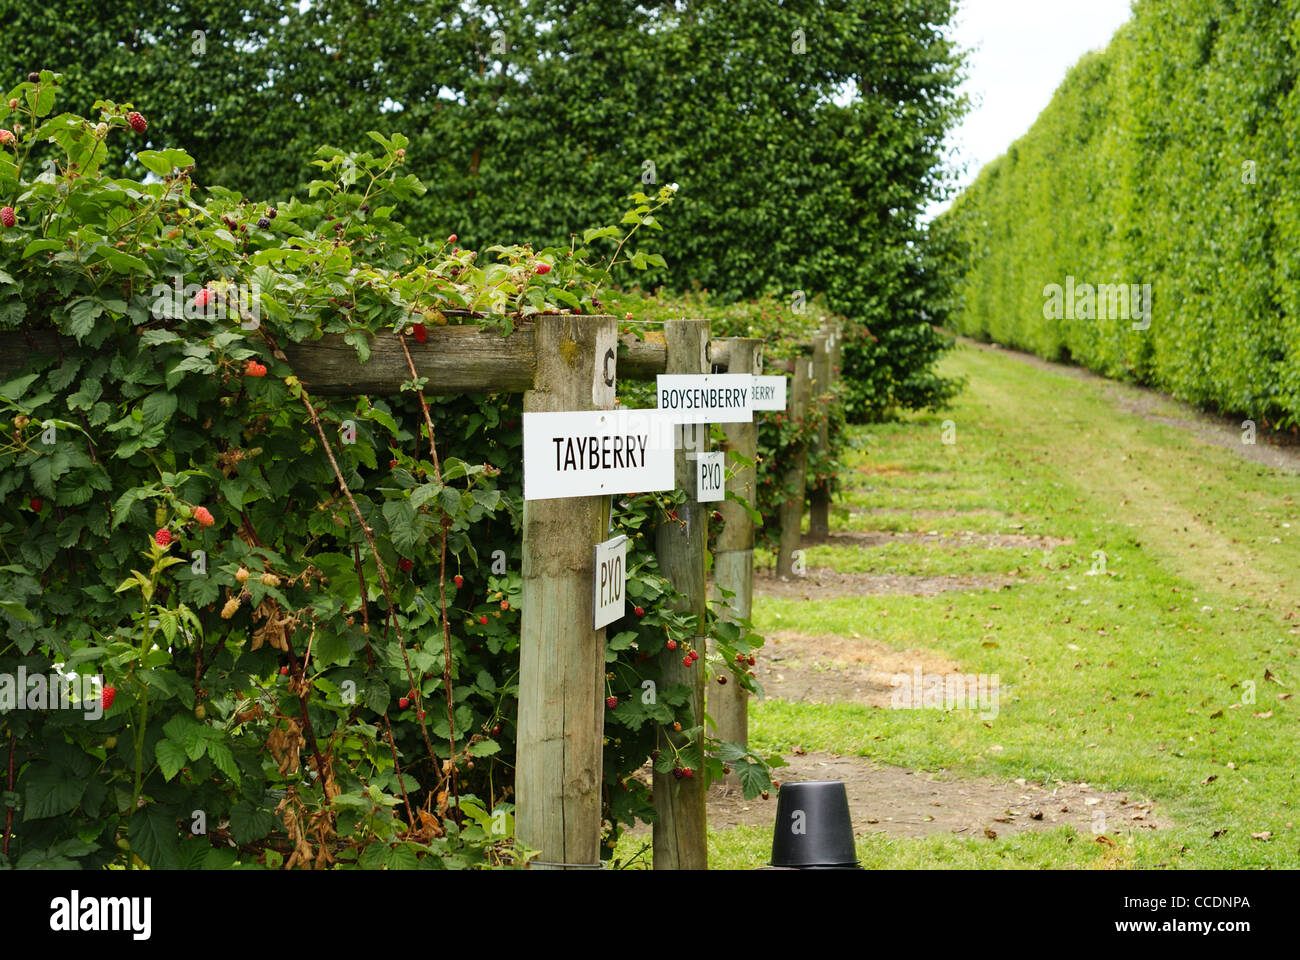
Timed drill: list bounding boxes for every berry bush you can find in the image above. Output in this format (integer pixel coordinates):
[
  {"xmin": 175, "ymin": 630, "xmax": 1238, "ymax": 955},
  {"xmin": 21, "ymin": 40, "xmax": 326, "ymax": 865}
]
[{"xmin": 0, "ymin": 75, "xmax": 773, "ymax": 870}]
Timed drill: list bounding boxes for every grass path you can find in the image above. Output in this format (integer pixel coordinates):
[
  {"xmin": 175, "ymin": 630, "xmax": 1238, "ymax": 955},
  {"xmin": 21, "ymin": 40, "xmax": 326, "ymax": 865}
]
[{"xmin": 618, "ymin": 341, "xmax": 1300, "ymax": 868}]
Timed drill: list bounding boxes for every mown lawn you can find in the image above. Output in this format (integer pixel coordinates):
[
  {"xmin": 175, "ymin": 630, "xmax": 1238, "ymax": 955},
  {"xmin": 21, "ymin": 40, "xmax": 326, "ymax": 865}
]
[{"xmin": 620, "ymin": 343, "xmax": 1300, "ymax": 869}]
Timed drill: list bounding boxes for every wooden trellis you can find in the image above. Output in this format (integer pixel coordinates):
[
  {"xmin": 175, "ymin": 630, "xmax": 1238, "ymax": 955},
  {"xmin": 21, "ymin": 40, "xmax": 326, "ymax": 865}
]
[{"xmin": 5, "ymin": 314, "xmax": 827, "ymax": 869}]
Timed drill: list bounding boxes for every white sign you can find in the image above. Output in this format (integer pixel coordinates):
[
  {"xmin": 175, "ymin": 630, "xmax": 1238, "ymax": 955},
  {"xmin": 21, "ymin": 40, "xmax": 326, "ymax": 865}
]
[
  {"xmin": 593, "ymin": 535, "xmax": 627, "ymax": 629},
  {"xmin": 523, "ymin": 408, "xmax": 676, "ymax": 500},
  {"xmin": 696, "ymin": 451, "xmax": 725, "ymax": 502},
  {"xmin": 751, "ymin": 375, "xmax": 787, "ymax": 411},
  {"xmin": 656, "ymin": 373, "xmax": 753, "ymax": 424}
]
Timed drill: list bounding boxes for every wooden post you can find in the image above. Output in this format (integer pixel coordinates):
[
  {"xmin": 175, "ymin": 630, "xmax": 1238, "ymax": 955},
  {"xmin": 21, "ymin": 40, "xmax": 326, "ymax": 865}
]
[
  {"xmin": 652, "ymin": 318, "xmax": 710, "ymax": 871},
  {"xmin": 776, "ymin": 350, "xmax": 814, "ymax": 579},
  {"xmin": 709, "ymin": 338, "xmax": 761, "ymax": 750},
  {"xmin": 516, "ymin": 314, "xmax": 616, "ymax": 870},
  {"xmin": 808, "ymin": 329, "xmax": 832, "ymax": 540}
]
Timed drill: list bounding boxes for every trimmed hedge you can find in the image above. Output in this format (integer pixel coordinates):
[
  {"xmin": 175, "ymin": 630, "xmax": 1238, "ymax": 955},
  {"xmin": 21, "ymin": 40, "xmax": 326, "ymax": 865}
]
[{"xmin": 941, "ymin": 0, "xmax": 1300, "ymax": 428}]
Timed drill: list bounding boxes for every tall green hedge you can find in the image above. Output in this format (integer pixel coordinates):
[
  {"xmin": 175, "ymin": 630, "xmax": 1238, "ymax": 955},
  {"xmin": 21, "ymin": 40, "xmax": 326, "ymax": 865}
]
[
  {"xmin": 1, "ymin": 0, "xmax": 968, "ymax": 421},
  {"xmin": 941, "ymin": 0, "xmax": 1300, "ymax": 428}
]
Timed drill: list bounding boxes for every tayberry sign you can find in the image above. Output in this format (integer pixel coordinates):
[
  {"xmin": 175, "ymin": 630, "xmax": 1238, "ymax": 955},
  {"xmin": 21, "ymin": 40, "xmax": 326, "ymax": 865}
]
[
  {"xmin": 750, "ymin": 375, "xmax": 787, "ymax": 411},
  {"xmin": 522, "ymin": 409, "xmax": 676, "ymax": 500},
  {"xmin": 655, "ymin": 373, "xmax": 753, "ymax": 423}
]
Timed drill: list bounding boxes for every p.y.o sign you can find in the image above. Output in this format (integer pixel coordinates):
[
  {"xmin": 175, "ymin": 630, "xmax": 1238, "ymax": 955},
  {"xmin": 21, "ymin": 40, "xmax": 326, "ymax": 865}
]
[
  {"xmin": 593, "ymin": 535, "xmax": 628, "ymax": 629},
  {"xmin": 696, "ymin": 450, "xmax": 725, "ymax": 503}
]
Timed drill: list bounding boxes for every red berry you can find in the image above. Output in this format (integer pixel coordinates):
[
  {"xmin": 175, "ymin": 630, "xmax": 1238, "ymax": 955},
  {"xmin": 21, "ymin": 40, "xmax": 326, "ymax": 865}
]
[
  {"xmin": 491, "ymin": 724, "xmax": 501, "ymax": 736},
  {"xmin": 717, "ymin": 675, "xmax": 728, "ymax": 685},
  {"xmin": 605, "ymin": 696, "xmax": 618, "ymax": 710},
  {"xmin": 279, "ymin": 666, "xmax": 289, "ymax": 676},
  {"xmin": 682, "ymin": 767, "xmax": 693, "ymax": 779},
  {"xmin": 634, "ymin": 606, "xmax": 645, "ymax": 617},
  {"xmin": 398, "ymin": 558, "xmax": 413, "ymax": 573},
  {"xmin": 712, "ymin": 511, "xmax": 723, "ymax": 521},
  {"xmin": 447, "ymin": 234, "xmax": 457, "ymax": 243},
  {"xmin": 398, "ymin": 697, "xmax": 410, "ymax": 709},
  {"xmin": 453, "ymin": 575, "xmax": 464, "ymax": 588},
  {"xmin": 499, "ymin": 599, "xmax": 509, "ymax": 611},
  {"xmin": 194, "ymin": 288, "xmax": 212, "ymax": 308},
  {"xmin": 244, "ymin": 359, "xmax": 266, "ymax": 377},
  {"xmin": 29, "ymin": 496, "xmax": 42, "ymax": 512},
  {"xmin": 666, "ymin": 639, "xmax": 677, "ymax": 651},
  {"xmin": 0, "ymin": 206, "xmax": 15, "ymax": 228},
  {"xmin": 747, "ymin": 655, "xmax": 756, "ymax": 666},
  {"xmin": 418, "ymin": 709, "xmax": 426, "ymax": 720},
  {"xmin": 534, "ymin": 263, "xmax": 551, "ymax": 275},
  {"xmin": 478, "ymin": 615, "xmax": 489, "ymax": 625},
  {"xmin": 682, "ymin": 656, "xmax": 692, "ymax": 667},
  {"xmin": 390, "ymin": 459, "xmax": 399, "ymax": 469},
  {"xmin": 127, "ymin": 111, "xmax": 147, "ymax": 133},
  {"xmin": 154, "ymin": 528, "xmax": 172, "ymax": 547},
  {"xmin": 193, "ymin": 506, "xmax": 215, "ymax": 527},
  {"xmin": 411, "ymin": 322, "xmax": 427, "ymax": 343},
  {"xmin": 101, "ymin": 686, "xmax": 117, "ymax": 711}
]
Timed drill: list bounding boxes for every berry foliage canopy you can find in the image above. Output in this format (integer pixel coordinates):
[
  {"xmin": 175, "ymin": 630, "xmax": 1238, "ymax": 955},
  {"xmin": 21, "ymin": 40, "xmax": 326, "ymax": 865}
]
[{"xmin": 2, "ymin": 0, "xmax": 969, "ymax": 421}]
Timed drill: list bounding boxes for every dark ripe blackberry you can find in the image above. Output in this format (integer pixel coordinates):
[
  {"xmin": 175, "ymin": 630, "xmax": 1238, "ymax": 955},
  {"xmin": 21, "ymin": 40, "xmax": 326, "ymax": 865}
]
[{"xmin": 257, "ymin": 217, "xmax": 270, "ymax": 229}]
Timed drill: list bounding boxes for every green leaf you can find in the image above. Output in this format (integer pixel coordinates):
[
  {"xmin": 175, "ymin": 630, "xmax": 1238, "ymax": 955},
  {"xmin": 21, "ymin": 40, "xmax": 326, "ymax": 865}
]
[
  {"xmin": 141, "ymin": 390, "xmax": 178, "ymax": 428},
  {"xmin": 22, "ymin": 763, "xmax": 86, "ymax": 820},
  {"xmin": 65, "ymin": 298, "xmax": 104, "ymax": 341},
  {"xmin": 206, "ymin": 741, "xmax": 240, "ymax": 785},
  {"xmin": 735, "ymin": 758, "xmax": 771, "ymax": 800},
  {"xmin": 155, "ymin": 739, "xmax": 188, "ymax": 781},
  {"xmin": 130, "ymin": 805, "xmax": 181, "ymax": 869},
  {"xmin": 0, "ymin": 599, "xmax": 36, "ymax": 622},
  {"xmin": 229, "ymin": 801, "xmax": 275, "ymax": 845},
  {"xmin": 23, "ymin": 239, "xmax": 62, "ymax": 258}
]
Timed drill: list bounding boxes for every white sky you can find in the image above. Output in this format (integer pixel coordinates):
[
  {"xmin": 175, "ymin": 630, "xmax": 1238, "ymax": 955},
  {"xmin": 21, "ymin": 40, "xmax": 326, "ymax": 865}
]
[{"xmin": 927, "ymin": 0, "xmax": 1135, "ymax": 219}]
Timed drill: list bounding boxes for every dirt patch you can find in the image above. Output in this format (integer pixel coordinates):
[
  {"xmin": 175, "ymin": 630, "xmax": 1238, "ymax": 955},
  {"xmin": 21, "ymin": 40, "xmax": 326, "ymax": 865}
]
[
  {"xmin": 754, "ymin": 567, "xmax": 1022, "ymax": 599},
  {"xmin": 701, "ymin": 751, "xmax": 1167, "ymax": 840},
  {"xmin": 964, "ymin": 338, "xmax": 1300, "ymax": 473},
  {"xmin": 807, "ymin": 529, "xmax": 1071, "ymax": 550},
  {"xmin": 756, "ymin": 630, "xmax": 964, "ymax": 706},
  {"xmin": 846, "ymin": 506, "xmax": 1005, "ymax": 519}
]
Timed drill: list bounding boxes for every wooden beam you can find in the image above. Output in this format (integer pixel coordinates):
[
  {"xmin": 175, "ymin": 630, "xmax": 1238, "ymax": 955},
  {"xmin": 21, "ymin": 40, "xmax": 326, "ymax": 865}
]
[
  {"xmin": 709, "ymin": 338, "xmax": 762, "ymax": 751},
  {"xmin": 652, "ymin": 318, "xmax": 710, "ymax": 871},
  {"xmin": 515, "ymin": 314, "xmax": 615, "ymax": 870},
  {"xmin": 776, "ymin": 353, "xmax": 813, "ymax": 579},
  {"xmin": 808, "ymin": 329, "xmax": 832, "ymax": 539},
  {"xmin": 0, "ymin": 321, "xmax": 751, "ymax": 394},
  {"xmin": 281, "ymin": 321, "xmax": 676, "ymax": 394}
]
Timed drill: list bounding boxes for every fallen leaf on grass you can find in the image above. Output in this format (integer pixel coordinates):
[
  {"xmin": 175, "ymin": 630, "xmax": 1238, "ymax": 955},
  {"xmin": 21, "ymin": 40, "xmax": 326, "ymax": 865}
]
[
  {"xmin": 1211, "ymin": 828, "xmax": 1228, "ymax": 839},
  {"xmin": 1253, "ymin": 711, "xmax": 1274, "ymax": 719},
  {"xmin": 983, "ymin": 827, "xmax": 997, "ymax": 840},
  {"xmin": 1202, "ymin": 774, "xmax": 1218, "ymax": 785},
  {"xmin": 1252, "ymin": 832, "xmax": 1272, "ymax": 841}
]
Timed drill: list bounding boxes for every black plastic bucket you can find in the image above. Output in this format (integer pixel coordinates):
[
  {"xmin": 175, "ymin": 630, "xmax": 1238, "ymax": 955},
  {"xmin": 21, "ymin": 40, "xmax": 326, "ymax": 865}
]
[{"xmin": 769, "ymin": 780, "xmax": 860, "ymax": 869}]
